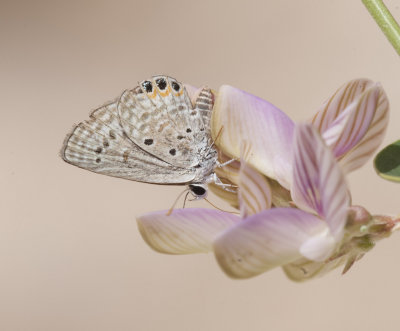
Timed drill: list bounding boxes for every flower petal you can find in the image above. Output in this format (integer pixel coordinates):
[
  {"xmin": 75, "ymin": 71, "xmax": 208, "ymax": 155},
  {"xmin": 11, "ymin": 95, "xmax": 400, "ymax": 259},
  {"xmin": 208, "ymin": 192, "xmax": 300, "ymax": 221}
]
[
  {"xmin": 291, "ymin": 124, "xmax": 349, "ymax": 239},
  {"xmin": 299, "ymin": 228, "xmax": 335, "ymax": 261},
  {"xmin": 211, "ymin": 85, "xmax": 294, "ymax": 189},
  {"xmin": 137, "ymin": 208, "xmax": 240, "ymax": 254},
  {"xmin": 310, "ymin": 79, "xmax": 389, "ymax": 172},
  {"xmin": 238, "ymin": 143, "xmax": 272, "ymax": 218},
  {"xmin": 283, "ymin": 255, "xmax": 350, "ymax": 282},
  {"xmin": 213, "ymin": 208, "xmax": 330, "ymax": 279},
  {"xmin": 209, "ymin": 182, "xmax": 239, "ymax": 209},
  {"xmin": 311, "ymin": 79, "xmax": 375, "ymax": 132},
  {"xmin": 215, "ymin": 150, "xmax": 241, "ymax": 185},
  {"xmin": 339, "ymin": 87, "xmax": 389, "ymax": 173},
  {"xmin": 322, "ymin": 85, "xmax": 379, "ymax": 158}
]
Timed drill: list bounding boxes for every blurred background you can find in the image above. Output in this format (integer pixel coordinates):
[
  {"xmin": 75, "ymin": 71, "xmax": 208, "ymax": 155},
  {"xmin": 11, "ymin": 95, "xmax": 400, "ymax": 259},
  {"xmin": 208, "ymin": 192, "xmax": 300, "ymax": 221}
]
[{"xmin": 2, "ymin": 0, "xmax": 400, "ymax": 330}]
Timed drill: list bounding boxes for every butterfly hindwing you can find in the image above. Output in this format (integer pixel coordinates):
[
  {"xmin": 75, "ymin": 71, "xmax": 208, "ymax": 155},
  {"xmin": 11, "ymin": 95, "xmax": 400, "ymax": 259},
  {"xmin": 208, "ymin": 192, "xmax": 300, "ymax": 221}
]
[{"xmin": 117, "ymin": 76, "xmax": 213, "ymax": 168}]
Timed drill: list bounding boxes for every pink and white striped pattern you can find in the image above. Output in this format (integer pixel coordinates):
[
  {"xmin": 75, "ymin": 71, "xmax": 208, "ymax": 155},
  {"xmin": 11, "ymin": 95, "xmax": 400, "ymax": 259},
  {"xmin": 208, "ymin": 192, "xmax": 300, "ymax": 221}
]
[
  {"xmin": 311, "ymin": 79, "xmax": 389, "ymax": 173},
  {"xmin": 213, "ymin": 124, "xmax": 350, "ymax": 278},
  {"xmin": 291, "ymin": 124, "xmax": 350, "ymax": 239}
]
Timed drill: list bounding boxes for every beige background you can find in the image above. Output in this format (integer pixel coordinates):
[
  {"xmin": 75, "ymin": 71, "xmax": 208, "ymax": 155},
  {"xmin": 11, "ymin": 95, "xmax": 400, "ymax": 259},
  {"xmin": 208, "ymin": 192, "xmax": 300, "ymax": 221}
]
[{"xmin": 2, "ymin": 0, "xmax": 400, "ymax": 330}]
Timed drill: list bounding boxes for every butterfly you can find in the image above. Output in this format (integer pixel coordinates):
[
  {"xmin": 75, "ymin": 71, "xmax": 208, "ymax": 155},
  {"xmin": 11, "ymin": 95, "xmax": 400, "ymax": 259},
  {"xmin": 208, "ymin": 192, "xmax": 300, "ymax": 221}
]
[{"xmin": 61, "ymin": 75, "xmax": 230, "ymax": 199}]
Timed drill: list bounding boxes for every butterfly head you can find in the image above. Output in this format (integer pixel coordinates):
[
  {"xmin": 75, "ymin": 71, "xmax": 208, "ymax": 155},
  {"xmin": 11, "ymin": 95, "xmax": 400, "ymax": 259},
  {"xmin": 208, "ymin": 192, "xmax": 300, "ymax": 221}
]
[{"xmin": 188, "ymin": 184, "xmax": 208, "ymax": 200}]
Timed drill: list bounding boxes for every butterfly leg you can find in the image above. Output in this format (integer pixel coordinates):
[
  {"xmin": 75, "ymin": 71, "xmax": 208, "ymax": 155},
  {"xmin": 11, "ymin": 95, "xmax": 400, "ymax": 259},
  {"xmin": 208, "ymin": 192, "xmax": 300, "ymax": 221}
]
[
  {"xmin": 216, "ymin": 159, "xmax": 236, "ymax": 168},
  {"xmin": 210, "ymin": 173, "xmax": 238, "ymax": 193}
]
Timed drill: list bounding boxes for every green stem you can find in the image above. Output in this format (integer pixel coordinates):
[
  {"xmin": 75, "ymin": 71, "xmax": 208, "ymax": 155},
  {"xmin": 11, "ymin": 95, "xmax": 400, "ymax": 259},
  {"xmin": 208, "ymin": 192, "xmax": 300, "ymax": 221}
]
[{"xmin": 362, "ymin": 0, "xmax": 400, "ymax": 56}]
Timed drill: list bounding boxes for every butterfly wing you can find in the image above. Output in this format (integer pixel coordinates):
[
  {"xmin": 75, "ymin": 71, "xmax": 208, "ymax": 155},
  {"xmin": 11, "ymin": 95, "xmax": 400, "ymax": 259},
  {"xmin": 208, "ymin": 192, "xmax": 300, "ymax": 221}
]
[
  {"xmin": 61, "ymin": 101, "xmax": 196, "ymax": 184},
  {"xmin": 117, "ymin": 76, "xmax": 213, "ymax": 168},
  {"xmin": 192, "ymin": 87, "xmax": 214, "ymax": 135}
]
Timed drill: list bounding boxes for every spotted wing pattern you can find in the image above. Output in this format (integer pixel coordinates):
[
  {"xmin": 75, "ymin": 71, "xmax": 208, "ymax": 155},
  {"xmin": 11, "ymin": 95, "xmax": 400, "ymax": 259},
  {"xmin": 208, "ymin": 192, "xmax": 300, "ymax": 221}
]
[
  {"xmin": 61, "ymin": 101, "xmax": 196, "ymax": 184},
  {"xmin": 117, "ymin": 75, "xmax": 213, "ymax": 168}
]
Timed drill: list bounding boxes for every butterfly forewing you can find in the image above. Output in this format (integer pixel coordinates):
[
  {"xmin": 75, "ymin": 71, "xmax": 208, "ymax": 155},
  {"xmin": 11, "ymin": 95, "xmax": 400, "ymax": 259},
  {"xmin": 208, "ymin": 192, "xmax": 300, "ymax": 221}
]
[{"xmin": 62, "ymin": 101, "xmax": 196, "ymax": 184}]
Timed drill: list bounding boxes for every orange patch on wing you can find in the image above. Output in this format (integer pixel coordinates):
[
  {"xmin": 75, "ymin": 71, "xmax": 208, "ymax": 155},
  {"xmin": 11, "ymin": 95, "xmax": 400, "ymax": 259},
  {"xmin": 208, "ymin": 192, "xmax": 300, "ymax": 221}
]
[
  {"xmin": 172, "ymin": 88, "xmax": 184, "ymax": 97},
  {"xmin": 159, "ymin": 85, "xmax": 171, "ymax": 97},
  {"xmin": 146, "ymin": 89, "xmax": 157, "ymax": 99}
]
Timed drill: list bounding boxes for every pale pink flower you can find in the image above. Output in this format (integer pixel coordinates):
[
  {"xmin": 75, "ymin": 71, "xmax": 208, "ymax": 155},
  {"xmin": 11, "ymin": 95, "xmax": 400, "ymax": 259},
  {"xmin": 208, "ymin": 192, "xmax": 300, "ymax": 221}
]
[
  {"xmin": 210, "ymin": 79, "xmax": 388, "ymax": 200},
  {"xmin": 136, "ymin": 80, "xmax": 394, "ymax": 280}
]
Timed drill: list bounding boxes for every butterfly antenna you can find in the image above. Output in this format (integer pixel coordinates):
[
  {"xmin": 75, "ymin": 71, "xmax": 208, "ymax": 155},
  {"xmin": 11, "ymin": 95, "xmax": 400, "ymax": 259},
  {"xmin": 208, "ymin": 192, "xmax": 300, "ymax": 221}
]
[
  {"xmin": 204, "ymin": 198, "xmax": 240, "ymax": 215},
  {"xmin": 166, "ymin": 188, "xmax": 189, "ymax": 216}
]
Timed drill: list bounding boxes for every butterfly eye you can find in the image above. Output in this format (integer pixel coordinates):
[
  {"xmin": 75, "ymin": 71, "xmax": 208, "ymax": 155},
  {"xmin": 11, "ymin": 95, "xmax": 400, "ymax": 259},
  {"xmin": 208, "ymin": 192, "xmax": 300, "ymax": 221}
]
[
  {"xmin": 171, "ymin": 81, "xmax": 180, "ymax": 92},
  {"xmin": 156, "ymin": 78, "xmax": 167, "ymax": 90},
  {"xmin": 189, "ymin": 184, "xmax": 207, "ymax": 199},
  {"xmin": 142, "ymin": 81, "xmax": 153, "ymax": 93}
]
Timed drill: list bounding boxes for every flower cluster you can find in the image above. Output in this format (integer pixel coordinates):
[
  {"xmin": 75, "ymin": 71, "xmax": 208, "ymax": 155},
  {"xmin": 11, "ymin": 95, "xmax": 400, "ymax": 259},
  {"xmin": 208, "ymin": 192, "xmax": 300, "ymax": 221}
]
[{"xmin": 137, "ymin": 79, "xmax": 399, "ymax": 281}]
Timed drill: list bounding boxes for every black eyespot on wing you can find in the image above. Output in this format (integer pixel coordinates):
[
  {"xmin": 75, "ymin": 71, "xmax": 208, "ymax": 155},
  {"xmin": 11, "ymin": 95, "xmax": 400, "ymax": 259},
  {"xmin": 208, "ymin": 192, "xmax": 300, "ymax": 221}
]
[
  {"xmin": 144, "ymin": 139, "xmax": 153, "ymax": 145},
  {"xmin": 189, "ymin": 185, "xmax": 206, "ymax": 196},
  {"xmin": 95, "ymin": 147, "xmax": 102, "ymax": 154},
  {"xmin": 156, "ymin": 78, "xmax": 167, "ymax": 90},
  {"xmin": 169, "ymin": 148, "xmax": 176, "ymax": 156},
  {"xmin": 142, "ymin": 81, "xmax": 153, "ymax": 93},
  {"xmin": 177, "ymin": 135, "xmax": 184, "ymax": 140},
  {"xmin": 186, "ymin": 128, "xmax": 192, "ymax": 133},
  {"xmin": 171, "ymin": 81, "xmax": 180, "ymax": 92},
  {"xmin": 96, "ymin": 158, "xmax": 101, "ymax": 163}
]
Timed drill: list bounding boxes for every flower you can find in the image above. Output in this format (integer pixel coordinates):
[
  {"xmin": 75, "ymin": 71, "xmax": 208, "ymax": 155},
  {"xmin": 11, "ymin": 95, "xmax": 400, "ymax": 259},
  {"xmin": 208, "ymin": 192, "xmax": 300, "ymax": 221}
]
[
  {"xmin": 210, "ymin": 79, "xmax": 389, "ymax": 206},
  {"xmin": 137, "ymin": 123, "xmax": 399, "ymax": 280},
  {"xmin": 136, "ymin": 79, "xmax": 394, "ymax": 281},
  {"xmin": 213, "ymin": 123, "xmax": 351, "ymax": 278}
]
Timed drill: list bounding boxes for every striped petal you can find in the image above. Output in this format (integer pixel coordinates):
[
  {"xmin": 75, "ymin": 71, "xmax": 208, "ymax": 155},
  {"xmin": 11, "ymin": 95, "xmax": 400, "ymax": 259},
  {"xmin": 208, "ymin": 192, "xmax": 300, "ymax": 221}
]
[
  {"xmin": 322, "ymin": 85, "xmax": 378, "ymax": 157},
  {"xmin": 311, "ymin": 79, "xmax": 389, "ymax": 172},
  {"xmin": 212, "ymin": 85, "xmax": 294, "ymax": 189},
  {"xmin": 291, "ymin": 124, "xmax": 349, "ymax": 239},
  {"xmin": 215, "ymin": 150, "xmax": 241, "ymax": 185},
  {"xmin": 238, "ymin": 143, "xmax": 272, "ymax": 218},
  {"xmin": 213, "ymin": 208, "xmax": 332, "ymax": 279},
  {"xmin": 311, "ymin": 79, "xmax": 375, "ymax": 132},
  {"xmin": 340, "ymin": 87, "xmax": 389, "ymax": 173},
  {"xmin": 137, "ymin": 208, "xmax": 240, "ymax": 254},
  {"xmin": 209, "ymin": 183, "xmax": 240, "ymax": 209}
]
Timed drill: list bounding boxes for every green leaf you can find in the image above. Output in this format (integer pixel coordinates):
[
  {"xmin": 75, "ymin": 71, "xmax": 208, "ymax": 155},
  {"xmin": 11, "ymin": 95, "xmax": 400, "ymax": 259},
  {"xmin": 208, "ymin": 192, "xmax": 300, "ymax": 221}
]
[{"xmin": 374, "ymin": 140, "xmax": 400, "ymax": 182}]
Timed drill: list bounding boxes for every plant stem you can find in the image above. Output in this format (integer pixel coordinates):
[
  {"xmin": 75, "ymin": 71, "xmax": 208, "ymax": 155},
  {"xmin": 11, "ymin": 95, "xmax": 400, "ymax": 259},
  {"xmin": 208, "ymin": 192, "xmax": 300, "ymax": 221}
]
[{"xmin": 362, "ymin": 0, "xmax": 400, "ymax": 56}]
